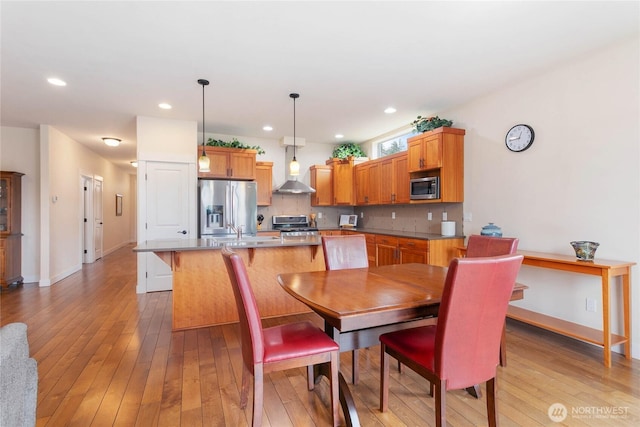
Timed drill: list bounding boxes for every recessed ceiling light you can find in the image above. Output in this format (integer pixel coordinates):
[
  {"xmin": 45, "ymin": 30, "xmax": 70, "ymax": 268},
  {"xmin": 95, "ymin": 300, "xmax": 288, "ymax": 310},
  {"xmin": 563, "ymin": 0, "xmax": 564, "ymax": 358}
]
[
  {"xmin": 263, "ymin": 125, "xmax": 273, "ymax": 131},
  {"xmin": 335, "ymin": 134, "xmax": 344, "ymax": 139},
  {"xmin": 384, "ymin": 107, "xmax": 397, "ymax": 114},
  {"xmin": 47, "ymin": 77, "xmax": 67, "ymax": 86},
  {"xmin": 158, "ymin": 103, "xmax": 172, "ymax": 110},
  {"xmin": 102, "ymin": 137, "xmax": 121, "ymax": 147}
]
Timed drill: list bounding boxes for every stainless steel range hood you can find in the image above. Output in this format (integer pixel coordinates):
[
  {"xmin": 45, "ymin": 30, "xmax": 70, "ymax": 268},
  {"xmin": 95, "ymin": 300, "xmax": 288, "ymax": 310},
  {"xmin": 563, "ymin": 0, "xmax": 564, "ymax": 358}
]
[{"xmin": 274, "ymin": 143, "xmax": 316, "ymax": 194}]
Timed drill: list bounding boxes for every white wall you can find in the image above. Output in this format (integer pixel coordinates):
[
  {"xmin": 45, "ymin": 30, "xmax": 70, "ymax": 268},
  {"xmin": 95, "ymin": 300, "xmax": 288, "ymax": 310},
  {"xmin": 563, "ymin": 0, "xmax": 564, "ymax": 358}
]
[
  {"xmin": 442, "ymin": 37, "xmax": 639, "ymax": 358},
  {"xmin": 0, "ymin": 127, "xmax": 40, "ymax": 282}
]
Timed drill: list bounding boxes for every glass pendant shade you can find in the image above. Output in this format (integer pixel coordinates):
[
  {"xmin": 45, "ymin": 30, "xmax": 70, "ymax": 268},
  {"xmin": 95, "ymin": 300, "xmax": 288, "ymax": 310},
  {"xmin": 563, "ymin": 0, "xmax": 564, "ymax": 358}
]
[
  {"xmin": 289, "ymin": 158, "xmax": 300, "ymax": 176},
  {"xmin": 199, "ymin": 149, "xmax": 210, "ymax": 172}
]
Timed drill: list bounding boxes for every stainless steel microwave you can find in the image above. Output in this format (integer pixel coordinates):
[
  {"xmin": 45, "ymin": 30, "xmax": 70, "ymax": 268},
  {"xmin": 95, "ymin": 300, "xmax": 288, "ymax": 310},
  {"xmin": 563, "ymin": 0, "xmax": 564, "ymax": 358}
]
[{"xmin": 410, "ymin": 176, "xmax": 439, "ymax": 200}]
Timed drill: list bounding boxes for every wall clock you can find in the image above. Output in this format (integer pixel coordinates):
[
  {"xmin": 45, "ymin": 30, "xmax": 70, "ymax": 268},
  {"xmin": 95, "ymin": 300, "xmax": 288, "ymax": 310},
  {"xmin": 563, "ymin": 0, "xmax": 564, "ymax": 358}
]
[{"xmin": 505, "ymin": 124, "xmax": 534, "ymax": 152}]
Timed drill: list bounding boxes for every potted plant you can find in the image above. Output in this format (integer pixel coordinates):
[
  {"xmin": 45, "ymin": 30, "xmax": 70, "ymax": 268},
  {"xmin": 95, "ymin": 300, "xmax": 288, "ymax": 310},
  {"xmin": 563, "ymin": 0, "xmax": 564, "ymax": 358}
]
[
  {"xmin": 411, "ymin": 116, "xmax": 453, "ymax": 133},
  {"xmin": 207, "ymin": 137, "xmax": 265, "ymax": 154},
  {"xmin": 331, "ymin": 142, "xmax": 367, "ymax": 160}
]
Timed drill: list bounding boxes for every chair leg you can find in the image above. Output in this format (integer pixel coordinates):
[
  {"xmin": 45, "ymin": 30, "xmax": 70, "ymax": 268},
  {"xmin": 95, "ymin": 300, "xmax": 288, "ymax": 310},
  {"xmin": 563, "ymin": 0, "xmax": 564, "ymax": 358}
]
[
  {"xmin": 307, "ymin": 365, "xmax": 314, "ymax": 390},
  {"xmin": 398, "ymin": 360, "xmax": 402, "ymax": 373},
  {"xmin": 379, "ymin": 344, "xmax": 390, "ymax": 412},
  {"xmin": 434, "ymin": 379, "xmax": 446, "ymax": 427},
  {"xmin": 329, "ymin": 351, "xmax": 340, "ymax": 427},
  {"xmin": 240, "ymin": 364, "xmax": 251, "ymax": 409},
  {"xmin": 499, "ymin": 322, "xmax": 507, "ymax": 367},
  {"xmin": 352, "ymin": 349, "xmax": 359, "ymax": 384},
  {"xmin": 486, "ymin": 377, "xmax": 498, "ymax": 427},
  {"xmin": 252, "ymin": 366, "xmax": 264, "ymax": 427}
]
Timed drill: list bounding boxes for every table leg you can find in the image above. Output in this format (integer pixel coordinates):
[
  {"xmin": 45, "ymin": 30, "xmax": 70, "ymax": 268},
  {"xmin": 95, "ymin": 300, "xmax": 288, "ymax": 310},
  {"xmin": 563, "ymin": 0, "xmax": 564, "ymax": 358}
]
[
  {"xmin": 622, "ymin": 269, "xmax": 632, "ymax": 360},
  {"xmin": 602, "ymin": 271, "xmax": 611, "ymax": 368}
]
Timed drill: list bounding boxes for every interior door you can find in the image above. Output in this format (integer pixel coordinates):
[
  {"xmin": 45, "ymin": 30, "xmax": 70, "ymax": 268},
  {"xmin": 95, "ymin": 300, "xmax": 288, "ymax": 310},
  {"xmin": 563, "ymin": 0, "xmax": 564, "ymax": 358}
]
[
  {"xmin": 82, "ymin": 175, "xmax": 94, "ymax": 263},
  {"xmin": 143, "ymin": 161, "xmax": 192, "ymax": 292},
  {"xmin": 93, "ymin": 177, "xmax": 103, "ymax": 260}
]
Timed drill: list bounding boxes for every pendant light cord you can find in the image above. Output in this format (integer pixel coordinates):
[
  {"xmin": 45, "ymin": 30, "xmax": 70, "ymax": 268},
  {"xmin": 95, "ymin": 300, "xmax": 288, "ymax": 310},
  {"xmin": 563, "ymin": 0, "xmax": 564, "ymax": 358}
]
[{"xmin": 198, "ymin": 79, "xmax": 210, "ymax": 155}]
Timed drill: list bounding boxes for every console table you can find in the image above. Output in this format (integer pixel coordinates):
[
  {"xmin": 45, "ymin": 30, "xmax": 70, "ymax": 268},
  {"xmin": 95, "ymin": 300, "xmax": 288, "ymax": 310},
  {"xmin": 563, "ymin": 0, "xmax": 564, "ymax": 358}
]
[{"xmin": 457, "ymin": 248, "xmax": 635, "ymax": 367}]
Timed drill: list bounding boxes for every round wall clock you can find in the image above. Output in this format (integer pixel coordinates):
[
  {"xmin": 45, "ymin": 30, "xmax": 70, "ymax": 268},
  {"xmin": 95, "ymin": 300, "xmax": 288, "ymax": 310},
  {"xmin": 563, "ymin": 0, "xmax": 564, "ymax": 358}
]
[{"xmin": 505, "ymin": 124, "xmax": 534, "ymax": 152}]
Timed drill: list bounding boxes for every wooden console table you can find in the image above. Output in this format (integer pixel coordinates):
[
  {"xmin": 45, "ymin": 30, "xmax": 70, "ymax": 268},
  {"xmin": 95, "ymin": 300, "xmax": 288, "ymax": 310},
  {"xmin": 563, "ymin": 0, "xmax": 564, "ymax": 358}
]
[{"xmin": 457, "ymin": 247, "xmax": 635, "ymax": 367}]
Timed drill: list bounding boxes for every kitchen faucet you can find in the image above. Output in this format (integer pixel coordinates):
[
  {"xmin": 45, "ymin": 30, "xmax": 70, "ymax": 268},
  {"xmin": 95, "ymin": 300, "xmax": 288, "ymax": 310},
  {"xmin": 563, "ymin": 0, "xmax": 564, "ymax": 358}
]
[{"xmin": 228, "ymin": 223, "xmax": 242, "ymax": 239}]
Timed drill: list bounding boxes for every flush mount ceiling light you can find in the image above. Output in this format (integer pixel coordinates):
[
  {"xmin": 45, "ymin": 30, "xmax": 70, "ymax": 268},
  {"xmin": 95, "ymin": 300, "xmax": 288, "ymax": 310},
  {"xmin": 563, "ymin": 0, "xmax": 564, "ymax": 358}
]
[
  {"xmin": 384, "ymin": 107, "xmax": 397, "ymax": 114},
  {"xmin": 158, "ymin": 103, "xmax": 172, "ymax": 110},
  {"xmin": 289, "ymin": 93, "xmax": 300, "ymax": 176},
  {"xmin": 47, "ymin": 77, "xmax": 67, "ymax": 86},
  {"xmin": 197, "ymin": 79, "xmax": 210, "ymax": 172},
  {"xmin": 102, "ymin": 137, "xmax": 121, "ymax": 147},
  {"xmin": 130, "ymin": 161, "xmax": 138, "ymax": 168}
]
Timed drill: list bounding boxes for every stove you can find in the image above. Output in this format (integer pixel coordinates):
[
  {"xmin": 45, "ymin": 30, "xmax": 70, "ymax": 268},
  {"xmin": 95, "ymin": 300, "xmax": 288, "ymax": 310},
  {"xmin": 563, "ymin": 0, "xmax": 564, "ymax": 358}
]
[{"xmin": 272, "ymin": 215, "xmax": 319, "ymax": 237}]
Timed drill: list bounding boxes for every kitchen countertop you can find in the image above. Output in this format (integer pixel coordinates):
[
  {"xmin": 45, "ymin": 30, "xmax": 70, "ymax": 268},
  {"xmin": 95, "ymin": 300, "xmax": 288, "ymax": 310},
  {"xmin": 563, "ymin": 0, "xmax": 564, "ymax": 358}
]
[
  {"xmin": 318, "ymin": 227, "xmax": 464, "ymax": 241},
  {"xmin": 133, "ymin": 235, "xmax": 322, "ymax": 252}
]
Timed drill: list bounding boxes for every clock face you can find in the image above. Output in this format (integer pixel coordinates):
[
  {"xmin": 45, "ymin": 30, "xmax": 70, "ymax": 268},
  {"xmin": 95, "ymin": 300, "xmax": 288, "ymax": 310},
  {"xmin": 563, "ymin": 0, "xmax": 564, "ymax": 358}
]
[{"xmin": 505, "ymin": 124, "xmax": 534, "ymax": 152}]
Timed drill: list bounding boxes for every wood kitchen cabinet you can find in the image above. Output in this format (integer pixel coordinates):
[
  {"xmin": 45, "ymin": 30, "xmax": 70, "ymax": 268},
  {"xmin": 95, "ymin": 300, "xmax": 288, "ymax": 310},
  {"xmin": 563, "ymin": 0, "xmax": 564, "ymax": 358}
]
[
  {"xmin": 0, "ymin": 171, "xmax": 24, "ymax": 288},
  {"xmin": 375, "ymin": 235, "xmax": 399, "ymax": 266},
  {"xmin": 354, "ymin": 162, "xmax": 380, "ymax": 205},
  {"xmin": 407, "ymin": 127, "xmax": 465, "ymax": 203},
  {"xmin": 255, "ymin": 161, "xmax": 273, "ymax": 206},
  {"xmin": 310, "ymin": 165, "xmax": 332, "ymax": 206},
  {"xmin": 379, "ymin": 152, "xmax": 410, "ymax": 204},
  {"xmin": 329, "ymin": 158, "xmax": 357, "ymax": 205},
  {"xmin": 198, "ymin": 146, "xmax": 257, "ymax": 180}
]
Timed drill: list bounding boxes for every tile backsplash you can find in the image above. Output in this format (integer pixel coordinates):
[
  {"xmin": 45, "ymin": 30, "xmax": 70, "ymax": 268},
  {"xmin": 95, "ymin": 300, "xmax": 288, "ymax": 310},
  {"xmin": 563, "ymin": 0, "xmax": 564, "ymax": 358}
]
[{"xmin": 258, "ymin": 194, "xmax": 463, "ymax": 235}]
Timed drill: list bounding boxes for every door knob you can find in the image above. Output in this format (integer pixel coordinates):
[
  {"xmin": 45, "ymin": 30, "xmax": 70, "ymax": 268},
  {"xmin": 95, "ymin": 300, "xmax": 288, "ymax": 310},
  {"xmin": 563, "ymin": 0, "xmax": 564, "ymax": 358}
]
[{"xmin": 177, "ymin": 230, "xmax": 187, "ymax": 235}]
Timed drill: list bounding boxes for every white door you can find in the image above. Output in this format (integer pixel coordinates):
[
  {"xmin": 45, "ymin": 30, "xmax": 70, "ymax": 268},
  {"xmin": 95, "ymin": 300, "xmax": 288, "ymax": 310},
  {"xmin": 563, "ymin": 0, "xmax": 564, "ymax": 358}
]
[
  {"xmin": 94, "ymin": 177, "xmax": 104, "ymax": 260},
  {"xmin": 143, "ymin": 161, "xmax": 192, "ymax": 292},
  {"xmin": 82, "ymin": 175, "xmax": 94, "ymax": 263}
]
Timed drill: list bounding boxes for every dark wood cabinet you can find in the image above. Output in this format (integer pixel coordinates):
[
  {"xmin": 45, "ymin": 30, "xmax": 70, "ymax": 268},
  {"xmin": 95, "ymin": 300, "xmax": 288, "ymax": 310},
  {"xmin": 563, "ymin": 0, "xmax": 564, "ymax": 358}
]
[{"xmin": 0, "ymin": 171, "xmax": 24, "ymax": 288}]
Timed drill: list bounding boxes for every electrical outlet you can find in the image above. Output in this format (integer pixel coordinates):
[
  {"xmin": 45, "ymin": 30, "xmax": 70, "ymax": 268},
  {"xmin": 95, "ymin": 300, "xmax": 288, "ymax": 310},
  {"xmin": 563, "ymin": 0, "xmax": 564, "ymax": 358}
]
[
  {"xmin": 427, "ymin": 212, "xmax": 433, "ymax": 221},
  {"xmin": 317, "ymin": 212, "xmax": 322, "ymax": 219},
  {"xmin": 360, "ymin": 212, "xmax": 364, "ymax": 219},
  {"xmin": 586, "ymin": 298, "xmax": 597, "ymax": 312},
  {"xmin": 442, "ymin": 212, "xmax": 448, "ymax": 221},
  {"xmin": 392, "ymin": 212, "xmax": 396, "ymax": 219},
  {"xmin": 463, "ymin": 212, "xmax": 472, "ymax": 222}
]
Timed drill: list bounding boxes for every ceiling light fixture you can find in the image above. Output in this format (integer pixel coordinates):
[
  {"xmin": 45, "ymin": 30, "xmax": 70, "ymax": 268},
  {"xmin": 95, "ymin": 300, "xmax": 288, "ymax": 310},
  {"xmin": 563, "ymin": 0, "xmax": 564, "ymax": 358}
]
[
  {"xmin": 289, "ymin": 93, "xmax": 300, "ymax": 176},
  {"xmin": 47, "ymin": 77, "xmax": 66, "ymax": 86},
  {"xmin": 263, "ymin": 125, "xmax": 273, "ymax": 131},
  {"xmin": 384, "ymin": 107, "xmax": 397, "ymax": 114},
  {"xmin": 158, "ymin": 103, "xmax": 172, "ymax": 110},
  {"xmin": 130, "ymin": 161, "xmax": 138, "ymax": 168},
  {"xmin": 335, "ymin": 134, "xmax": 344, "ymax": 139},
  {"xmin": 102, "ymin": 137, "xmax": 121, "ymax": 147},
  {"xmin": 197, "ymin": 79, "xmax": 210, "ymax": 172}
]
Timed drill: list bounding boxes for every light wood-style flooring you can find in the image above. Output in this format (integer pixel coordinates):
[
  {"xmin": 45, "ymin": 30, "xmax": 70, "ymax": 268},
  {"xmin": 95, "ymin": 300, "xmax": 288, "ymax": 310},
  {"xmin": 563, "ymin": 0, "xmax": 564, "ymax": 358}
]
[{"xmin": 1, "ymin": 244, "xmax": 638, "ymax": 426}]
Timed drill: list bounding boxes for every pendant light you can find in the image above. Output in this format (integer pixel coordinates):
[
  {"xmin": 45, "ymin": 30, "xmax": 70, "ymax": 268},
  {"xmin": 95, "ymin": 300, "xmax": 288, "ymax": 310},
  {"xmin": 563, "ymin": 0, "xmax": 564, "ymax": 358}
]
[
  {"xmin": 198, "ymin": 79, "xmax": 211, "ymax": 172},
  {"xmin": 289, "ymin": 93, "xmax": 300, "ymax": 176}
]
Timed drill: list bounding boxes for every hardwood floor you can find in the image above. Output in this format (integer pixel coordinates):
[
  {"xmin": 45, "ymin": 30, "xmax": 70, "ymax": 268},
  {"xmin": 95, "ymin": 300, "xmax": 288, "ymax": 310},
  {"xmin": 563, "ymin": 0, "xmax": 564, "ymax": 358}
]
[{"xmin": 1, "ymin": 244, "xmax": 638, "ymax": 426}]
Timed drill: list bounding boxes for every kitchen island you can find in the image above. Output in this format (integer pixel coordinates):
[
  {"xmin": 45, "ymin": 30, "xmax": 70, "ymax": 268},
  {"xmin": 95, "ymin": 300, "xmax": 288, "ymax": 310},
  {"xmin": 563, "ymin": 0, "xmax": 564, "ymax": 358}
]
[{"xmin": 134, "ymin": 236, "xmax": 324, "ymax": 330}]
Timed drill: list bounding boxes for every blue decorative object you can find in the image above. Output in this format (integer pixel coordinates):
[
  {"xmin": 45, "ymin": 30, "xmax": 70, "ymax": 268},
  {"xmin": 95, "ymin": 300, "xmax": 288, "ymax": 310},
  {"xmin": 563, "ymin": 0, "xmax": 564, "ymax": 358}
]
[
  {"xmin": 570, "ymin": 241, "xmax": 599, "ymax": 261},
  {"xmin": 480, "ymin": 223, "xmax": 503, "ymax": 237}
]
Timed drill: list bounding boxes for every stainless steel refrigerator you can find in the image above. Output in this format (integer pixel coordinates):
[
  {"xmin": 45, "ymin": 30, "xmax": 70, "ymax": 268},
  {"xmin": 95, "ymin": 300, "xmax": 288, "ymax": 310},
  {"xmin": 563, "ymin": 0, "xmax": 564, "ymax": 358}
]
[{"xmin": 198, "ymin": 179, "xmax": 257, "ymax": 237}]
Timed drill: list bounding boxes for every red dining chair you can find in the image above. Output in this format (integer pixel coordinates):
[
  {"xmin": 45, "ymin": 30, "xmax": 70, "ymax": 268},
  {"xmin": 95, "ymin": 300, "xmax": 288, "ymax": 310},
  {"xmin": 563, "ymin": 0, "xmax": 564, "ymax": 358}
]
[
  {"xmin": 379, "ymin": 254, "xmax": 524, "ymax": 427},
  {"xmin": 466, "ymin": 234, "xmax": 519, "ymax": 366},
  {"xmin": 322, "ymin": 234, "xmax": 368, "ymax": 384},
  {"xmin": 221, "ymin": 248, "xmax": 340, "ymax": 427}
]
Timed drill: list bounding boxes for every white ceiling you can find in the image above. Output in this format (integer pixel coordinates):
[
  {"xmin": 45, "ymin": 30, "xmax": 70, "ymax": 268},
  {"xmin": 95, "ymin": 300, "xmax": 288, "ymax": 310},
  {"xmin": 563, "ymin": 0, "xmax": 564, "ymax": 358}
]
[{"xmin": 2, "ymin": 1, "xmax": 638, "ymax": 168}]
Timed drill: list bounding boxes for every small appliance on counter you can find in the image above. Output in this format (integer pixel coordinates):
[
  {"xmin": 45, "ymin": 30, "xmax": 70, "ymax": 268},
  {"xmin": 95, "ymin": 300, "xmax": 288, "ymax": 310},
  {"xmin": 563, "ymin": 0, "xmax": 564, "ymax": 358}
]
[
  {"xmin": 339, "ymin": 214, "xmax": 358, "ymax": 228},
  {"xmin": 441, "ymin": 221, "xmax": 456, "ymax": 236}
]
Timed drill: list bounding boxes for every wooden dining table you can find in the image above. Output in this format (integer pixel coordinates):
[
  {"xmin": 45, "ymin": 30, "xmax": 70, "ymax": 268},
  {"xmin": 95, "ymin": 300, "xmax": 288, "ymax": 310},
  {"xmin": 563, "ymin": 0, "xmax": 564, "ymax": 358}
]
[{"xmin": 277, "ymin": 263, "xmax": 527, "ymax": 427}]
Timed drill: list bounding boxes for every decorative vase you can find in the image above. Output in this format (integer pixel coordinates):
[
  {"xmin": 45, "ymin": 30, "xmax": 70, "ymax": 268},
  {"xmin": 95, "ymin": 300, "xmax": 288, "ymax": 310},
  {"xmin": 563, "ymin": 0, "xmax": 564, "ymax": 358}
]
[
  {"xmin": 570, "ymin": 241, "xmax": 599, "ymax": 261},
  {"xmin": 480, "ymin": 223, "xmax": 503, "ymax": 237}
]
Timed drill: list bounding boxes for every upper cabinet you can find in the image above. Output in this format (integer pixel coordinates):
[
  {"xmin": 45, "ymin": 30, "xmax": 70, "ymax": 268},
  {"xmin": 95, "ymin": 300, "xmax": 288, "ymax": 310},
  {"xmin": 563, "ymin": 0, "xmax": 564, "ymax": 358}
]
[
  {"xmin": 198, "ymin": 146, "xmax": 257, "ymax": 180},
  {"xmin": 407, "ymin": 127, "xmax": 465, "ymax": 203},
  {"xmin": 354, "ymin": 161, "xmax": 380, "ymax": 205},
  {"xmin": 379, "ymin": 152, "xmax": 410, "ymax": 205},
  {"xmin": 310, "ymin": 165, "xmax": 332, "ymax": 206},
  {"xmin": 255, "ymin": 161, "xmax": 273, "ymax": 206}
]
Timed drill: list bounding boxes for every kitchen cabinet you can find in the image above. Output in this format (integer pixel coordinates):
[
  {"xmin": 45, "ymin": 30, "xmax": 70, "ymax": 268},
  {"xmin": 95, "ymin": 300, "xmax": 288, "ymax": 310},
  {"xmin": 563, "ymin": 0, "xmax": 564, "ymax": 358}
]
[
  {"xmin": 329, "ymin": 158, "xmax": 356, "ymax": 205},
  {"xmin": 354, "ymin": 162, "xmax": 380, "ymax": 205},
  {"xmin": 310, "ymin": 165, "xmax": 332, "ymax": 206},
  {"xmin": 398, "ymin": 237, "xmax": 428, "ymax": 264},
  {"xmin": 428, "ymin": 238, "xmax": 464, "ymax": 267},
  {"xmin": 255, "ymin": 161, "xmax": 273, "ymax": 206},
  {"xmin": 0, "ymin": 171, "xmax": 24, "ymax": 288},
  {"xmin": 198, "ymin": 146, "xmax": 257, "ymax": 180},
  {"xmin": 375, "ymin": 235, "xmax": 399, "ymax": 266},
  {"xmin": 407, "ymin": 127, "xmax": 465, "ymax": 203},
  {"xmin": 379, "ymin": 153, "xmax": 410, "ymax": 204}
]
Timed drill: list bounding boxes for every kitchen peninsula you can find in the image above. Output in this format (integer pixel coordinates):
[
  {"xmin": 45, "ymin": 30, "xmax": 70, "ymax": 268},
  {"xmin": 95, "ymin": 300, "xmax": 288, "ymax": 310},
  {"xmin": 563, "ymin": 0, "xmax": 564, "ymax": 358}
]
[{"xmin": 134, "ymin": 236, "xmax": 325, "ymax": 330}]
